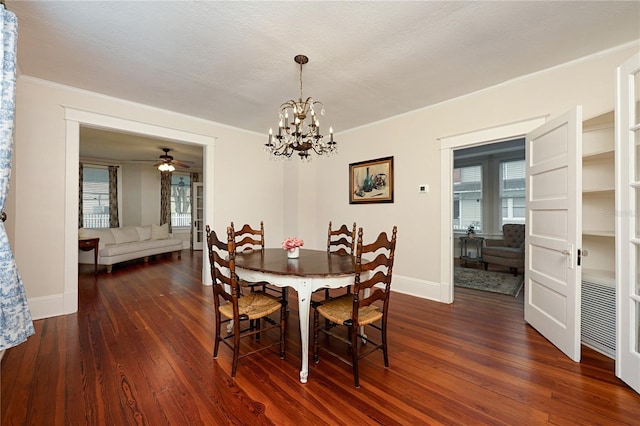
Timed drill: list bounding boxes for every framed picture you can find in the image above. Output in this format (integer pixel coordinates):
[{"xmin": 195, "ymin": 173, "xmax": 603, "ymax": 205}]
[{"xmin": 349, "ymin": 156, "xmax": 394, "ymax": 204}]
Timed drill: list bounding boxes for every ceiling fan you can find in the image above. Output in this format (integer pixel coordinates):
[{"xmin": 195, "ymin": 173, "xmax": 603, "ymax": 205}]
[{"xmin": 154, "ymin": 148, "xmax": 194, "ymax": 171}]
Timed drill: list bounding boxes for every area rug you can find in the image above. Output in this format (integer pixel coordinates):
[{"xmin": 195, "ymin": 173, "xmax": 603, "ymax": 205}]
[{"xmin": 454, "ymin": 267, "xmax": 523, "ymax": 297}]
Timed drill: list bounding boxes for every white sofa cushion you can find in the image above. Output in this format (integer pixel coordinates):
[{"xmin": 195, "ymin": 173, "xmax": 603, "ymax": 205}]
[
  {"xmin": 135, "ymin": 225, "xmax": 152, "ymax": 241},
  {"xmin": 79, "ymin": 227, "xmax": 116, "ymax": 249},
  {"xmin": 99, "ymin": 238, "xmax": 181, "ymax": 257},
  {"xmin": 111, "ymin": 227, "xmax": 140, "ymax": 244},
  {"xmin": 151, "ymin": 223, "xmax": 169, "ymax": 240}
]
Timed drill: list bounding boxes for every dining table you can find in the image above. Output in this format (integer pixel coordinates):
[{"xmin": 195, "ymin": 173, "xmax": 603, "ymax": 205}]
[{"xmin": 234, "ymin": 248, "xmax": 356, "ymax": 383}]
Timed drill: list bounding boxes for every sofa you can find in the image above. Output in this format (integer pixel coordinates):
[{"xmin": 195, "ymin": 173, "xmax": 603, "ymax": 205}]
[{"xmin": 78, "ymin": 224, "xmax": 183, "ymax": 273}]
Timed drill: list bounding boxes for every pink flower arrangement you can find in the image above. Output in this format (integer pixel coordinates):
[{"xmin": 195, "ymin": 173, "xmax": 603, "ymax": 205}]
[{"xmin": 282, "ymin": 237, "xmax": 304, "ymax": 251}]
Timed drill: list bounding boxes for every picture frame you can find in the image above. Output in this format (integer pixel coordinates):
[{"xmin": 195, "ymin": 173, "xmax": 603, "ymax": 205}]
[{"xmin": 349, "ymin": 156, "xmax": 394, "ymax": 204}]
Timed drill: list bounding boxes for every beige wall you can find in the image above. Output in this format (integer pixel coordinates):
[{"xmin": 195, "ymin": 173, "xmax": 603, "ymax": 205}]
[
  {"xmin": 302, "ymin": 43, "xmax": 639, "ymax": 300},
  {"xmin": 7, "ymin": 43, "xmax": 639, "ymax": 320},
  {"xmin": 9, "ymin": 77, "xmax": 285, "ymax": 319}
]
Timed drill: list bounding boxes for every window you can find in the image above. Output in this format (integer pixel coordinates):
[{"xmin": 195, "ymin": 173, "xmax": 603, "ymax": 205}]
[
  {"xmin": 82, "ymin": 167, "xmax": 109, "ymax": 228},
  {"xmin": 453, "ymin": 138, "xmax": 525, "ymax": 235},
  {"xmin": 500, "ymin": 160, "xmax": 526, "ymax": 227},
  {"xmin": 171, "ymin": 174, "xmax": 191, "ymax": 228},
  {"xmin": 453, "ymin": 165, "xmax": 482, "ymax": 232}
]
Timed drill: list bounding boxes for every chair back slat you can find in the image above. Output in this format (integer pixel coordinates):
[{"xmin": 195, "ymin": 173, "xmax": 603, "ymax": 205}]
[
  {"xmin": 231, "ymin": 221, "xmax": 265, "ymax": 253},
  {"xmin": 206, "ymin": 226, "xmax": 240, "ymax": 302},
  {"xmin": 327, "ymin": 221, "xmax": 356, "ymax": 256},
  {"xmin": 352, "ymin": 226, "xmax": 397, "ymax": 325}
]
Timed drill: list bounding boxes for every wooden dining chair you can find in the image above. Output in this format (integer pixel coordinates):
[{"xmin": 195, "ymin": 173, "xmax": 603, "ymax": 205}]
[
  {"xmin": 230, "ymin": 221, "xmax": 286, "ymax": 303},
  {"xmin": 321, "ymin": 221, "xmax": 357, "ymax": 299},
  {"xmin": 312, "ymin": 226, "xmax": 397, "ymax": 388},
  {"xmin": 206, "ymin": 225, "xmax": 286, "ymax": 378},
  {"xmin": 327, "ymin": 221, "xmax": 357, "ymax": 256}
]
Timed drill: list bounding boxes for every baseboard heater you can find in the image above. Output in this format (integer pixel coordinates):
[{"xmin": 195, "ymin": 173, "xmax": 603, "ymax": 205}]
[{"xmin": 581, "ymin": 277, "xmax": 616, "ymax": 359}]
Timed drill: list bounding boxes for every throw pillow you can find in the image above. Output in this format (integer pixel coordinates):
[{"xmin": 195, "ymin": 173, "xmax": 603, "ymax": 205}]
[
  {"xmin": 111, "ymin": 227, "xmax": 140, "ymax": 244},
  {"xmin": 135, "ymin": 225, "xmax": 152, "ymax": 241},
  {"xmin": 151, "ymin": 223, "xmax": 169, "ymax": 240},
  {"xmin": 79, "ymin": 228, "xmax": 116, "ymax": 246}
]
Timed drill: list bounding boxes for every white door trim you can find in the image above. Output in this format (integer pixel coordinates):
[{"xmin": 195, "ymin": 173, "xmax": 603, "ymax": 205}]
[{"xmin": 64, "ymin": 107, "xmax": 216, "ymax": 314}]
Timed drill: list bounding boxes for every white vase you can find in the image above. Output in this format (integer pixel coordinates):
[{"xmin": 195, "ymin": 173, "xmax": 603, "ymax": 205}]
[{"xmin": 287, "ymin": 247, "xmax": 300, "ymax": 259}]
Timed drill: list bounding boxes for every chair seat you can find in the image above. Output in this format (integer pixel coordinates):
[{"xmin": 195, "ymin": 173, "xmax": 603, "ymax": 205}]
[
  {"xmin": 317, "ymin": 294, "xmax": 383, "ymax": 326},
  {"xmin": 219, "ymin": 292, "xmax": 281, "ymax": 320},
  {"xmin": 483, "ymin": 246, "xmax": 522, "ymax": 259}
]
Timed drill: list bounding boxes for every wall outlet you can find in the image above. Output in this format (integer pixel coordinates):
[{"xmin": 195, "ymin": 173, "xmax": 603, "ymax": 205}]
[{"xmin": 419, "ymin": 184, "xmax": 429, "ymax": 193}]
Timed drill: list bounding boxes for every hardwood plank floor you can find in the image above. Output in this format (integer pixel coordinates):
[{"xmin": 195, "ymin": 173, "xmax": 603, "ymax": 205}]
[{"xmin": 2, "ymin": 251, "xmax": 639, "ymax": 425}]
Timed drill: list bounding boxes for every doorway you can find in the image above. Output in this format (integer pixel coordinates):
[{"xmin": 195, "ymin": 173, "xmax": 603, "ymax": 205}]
[
  {"xmin": 452, "ymin": 139, "xmax": 525, "ymax": 297},
  {"xmin": 438, "ymin": 116, "xmax": 546, "ymax": 304},
  {"xmin": 64, "ymin": 107, "xmax": 215, "ymax": 315}
]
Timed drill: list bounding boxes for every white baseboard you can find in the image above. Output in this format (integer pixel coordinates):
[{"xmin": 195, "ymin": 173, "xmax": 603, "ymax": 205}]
[
  {"xmin": 28, "ymin": 293, "xmax": 72, "ymax": 320},
  {"xmin": 391, "ymin": 274, "xmax": 445, "ymax": 302}
]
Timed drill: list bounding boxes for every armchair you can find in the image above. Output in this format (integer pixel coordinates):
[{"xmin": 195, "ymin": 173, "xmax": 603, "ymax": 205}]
[{"xmin": 483, "ymin": 224, "xmax": 525, "ymax": 276}]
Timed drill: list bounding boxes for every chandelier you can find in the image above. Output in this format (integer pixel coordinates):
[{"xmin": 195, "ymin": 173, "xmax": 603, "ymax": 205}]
[{"xmin": 265, "ymin": 54, "xmax": 337, "ymax": 161}]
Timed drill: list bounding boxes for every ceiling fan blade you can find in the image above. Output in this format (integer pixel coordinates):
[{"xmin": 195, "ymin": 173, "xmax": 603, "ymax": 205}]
[{"xmin": 172, "ymin": 159, "xmax": 193, "ymax": 168}]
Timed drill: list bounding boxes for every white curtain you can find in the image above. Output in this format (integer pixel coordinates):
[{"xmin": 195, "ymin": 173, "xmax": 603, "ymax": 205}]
[{"xmin": 0, "ymin": 5, "xmax": 34, "ymax": 351}]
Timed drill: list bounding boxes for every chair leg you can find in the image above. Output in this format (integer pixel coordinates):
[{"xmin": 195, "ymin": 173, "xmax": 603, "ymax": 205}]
[
  {"xmin": 313, "ymin": 309, "xmax": 320, "ymax": 363},
  {"xmin": 483, "ymin": 262, "xmax": 488, "ymax": 270},
  {"xmin": 213, "ymin": 312, "xmax": 221, "ymax": 359},
  {"xmin": 231, "ymin": 319, "xmax": 241, "ymax": 378},
  {"xmin": 350, "ymin": 323, "xmax": 360, "ymax": 388},
  {"xmin": 255, "ymin": 318, "xmax": 261, "ymax": 342},
  {"xmin": 279, "ymin": 304, "xmax": 286, "ymax": 359},
  {"xmin": 382, "ymin": 319, "xmax": 389, "ymax": 368}
]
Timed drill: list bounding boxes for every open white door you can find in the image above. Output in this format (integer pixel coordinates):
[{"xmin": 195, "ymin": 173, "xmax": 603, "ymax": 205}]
[
  {"xmin": 525, "ymin": 107, "xmax": 582, "ymax": 362},
  {"xmin": 615, "ymin": 52, "xmax": 640, "ymax": 393}
]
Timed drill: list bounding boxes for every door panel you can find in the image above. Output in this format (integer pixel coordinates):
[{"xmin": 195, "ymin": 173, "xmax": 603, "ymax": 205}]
[
  {"xmin": 615, "ymin": 52, "xmax": 640, "ymax": 393},
  {"xmin": 525, "ymin": 107, "xmax": 582, "ymax": 362}
]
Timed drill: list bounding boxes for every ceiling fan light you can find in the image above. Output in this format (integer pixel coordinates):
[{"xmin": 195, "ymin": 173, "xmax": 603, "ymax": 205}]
[{"xmin": 158, "ymin": 163, "xmax": 175, "ymax": 172}]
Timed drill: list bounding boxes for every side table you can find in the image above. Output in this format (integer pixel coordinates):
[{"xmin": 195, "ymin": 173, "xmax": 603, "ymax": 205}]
[
  {"xmin": 459, "ymin": 236, "xmax": 484, "ymax": 267},
  {"xmin": 79, "ymin": 237, "xmax": 99, "ymax": 274}
]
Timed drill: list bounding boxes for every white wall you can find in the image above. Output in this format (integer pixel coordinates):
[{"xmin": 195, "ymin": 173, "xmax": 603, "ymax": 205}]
[
  {"xmin": 8, "ymin": 77, "xmax": 285, "ymax": 319},
  {"xmin": 7, "ymin": 44, "xmax": 639, "ymax": 321},
  {"xmin": 304, "ymin": 43, "xmax": 640, "ymax": 301}
]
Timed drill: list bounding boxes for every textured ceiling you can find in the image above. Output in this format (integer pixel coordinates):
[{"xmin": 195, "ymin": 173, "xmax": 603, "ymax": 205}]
[{"xmin": 8, "ymin": 1, "xmax": 640, "ymax": 165}]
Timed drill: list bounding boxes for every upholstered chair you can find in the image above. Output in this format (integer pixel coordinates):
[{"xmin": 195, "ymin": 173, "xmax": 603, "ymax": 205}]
[{"xmin": 483, "ymin": 224, "xmax": 525, "ymax": 276}]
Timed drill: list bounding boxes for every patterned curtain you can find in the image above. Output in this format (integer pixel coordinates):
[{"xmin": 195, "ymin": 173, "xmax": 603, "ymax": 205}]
[
  {"xmin": 160, "ymin": 171, "xmax": 172, "ymax": 233},
  {"xmin": 78, "ymin": 162, "xmax": 84, "ymax": 228},
  {"xmin": 0, "ymin": 6, "xmax": 35, "ymax": 351},
  {"xmin": 108, "ymin": 165, "xmax": 119, "ymax": 228},
  {"xmin": 189, "ymin": 172, "xmax": 199, "ymax": 250}
]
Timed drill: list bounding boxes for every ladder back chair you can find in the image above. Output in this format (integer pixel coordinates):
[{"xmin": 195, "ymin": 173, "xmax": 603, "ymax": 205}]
[
  {"xmin": 312, "ymin": 225, "xmax": 397, "ymax": 388},
  {"xmin": 231, "ymin": 221, "xmax": 287, "ymax": 303},
  {"xmin": 320, "ymin": 221, "xmax": 357, "ymax": 300},
  {"xmin": 206, "ymin": 225, "xmax": 286, "ymax": 378}
]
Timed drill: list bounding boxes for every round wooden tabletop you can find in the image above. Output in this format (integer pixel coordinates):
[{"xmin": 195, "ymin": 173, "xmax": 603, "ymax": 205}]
[{"xmin": 234, "ymin": 248, "xmax": 355, "ymax": 278}]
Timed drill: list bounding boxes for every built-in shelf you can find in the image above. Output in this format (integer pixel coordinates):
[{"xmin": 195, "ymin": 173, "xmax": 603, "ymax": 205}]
[
  {"xmin": 581, "ymin": 111, "xmax": 616, "ymax": 358},
  {"xmin": 583, "ymin": 230, "xmax": 615, "ymax": 237},
  {"xmin": 583, "ymin": 268, "xmax": 616, "ymax": 287}
]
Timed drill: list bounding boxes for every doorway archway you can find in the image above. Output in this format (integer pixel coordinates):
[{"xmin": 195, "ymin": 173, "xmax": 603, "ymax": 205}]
[{"xmin": 63, "ymin": 108, "xmax": 216, "ymax": 314}]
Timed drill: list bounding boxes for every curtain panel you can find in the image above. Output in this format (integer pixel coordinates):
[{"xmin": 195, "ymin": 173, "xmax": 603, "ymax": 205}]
[
  {"xmin": 0, "ymin": 6, "xmax": 35, "ymax": 351},
  {"xmin": 78, "ymin": 163, "xmax": 84, "ymax": 228},
  {"xmin": 108, "ymin": 165, "xmax": 119, "ymax": 228},
  {"xmin": 189, "ymin": 172, "xmax": 199, "ymax": 250},
  {"xmin": 160, "ymin": 171, "xmax": 172, "ymax": 233}
]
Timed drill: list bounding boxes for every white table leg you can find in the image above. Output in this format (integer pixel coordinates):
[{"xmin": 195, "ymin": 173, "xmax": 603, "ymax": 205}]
[{"xmin": 296, "ymin": 279, "xmax": 311, "ymax": 383}]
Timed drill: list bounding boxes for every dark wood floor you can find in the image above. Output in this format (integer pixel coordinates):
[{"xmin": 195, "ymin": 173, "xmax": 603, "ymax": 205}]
[{"xmin": 2, "ymin": 251, "xmax": 639, "ymax": 425}]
